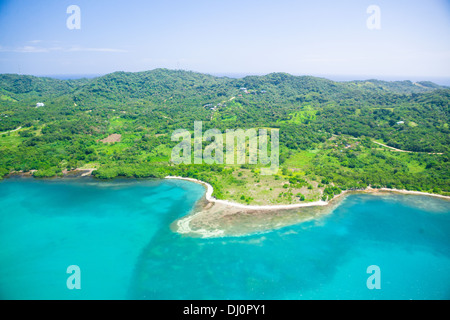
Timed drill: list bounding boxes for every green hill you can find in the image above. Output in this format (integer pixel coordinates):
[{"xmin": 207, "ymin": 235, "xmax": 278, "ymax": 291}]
[{"xmin": 0, "ymin": 69, "xmax": 448, "ymax": 200}]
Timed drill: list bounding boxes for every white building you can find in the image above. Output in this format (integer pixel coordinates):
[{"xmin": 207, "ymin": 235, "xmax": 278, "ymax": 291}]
[{"xmin": 36, "ymin": 102, "xmax": 45, "ymax": 107}]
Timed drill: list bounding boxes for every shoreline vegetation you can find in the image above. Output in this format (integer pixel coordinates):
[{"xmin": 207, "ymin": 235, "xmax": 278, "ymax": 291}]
[
  {"xmin": 165, "ymin": 175, "xmax": 450, "ymax": 204},
  {"xmin": 5, "ymin": 167, "xmax": 97, "ymax": 178},
  {"xmin": 165, "ymin": 175, "xmax": 450, "ymax": 238}
]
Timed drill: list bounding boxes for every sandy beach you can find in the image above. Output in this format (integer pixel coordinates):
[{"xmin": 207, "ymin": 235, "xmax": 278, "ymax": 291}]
[
  {"xmin": 166, "ymin": 175, "xmax": 343, "ymax": 238},
  {"xmin": 165, "ymin": 176, "xmax": 329, "ymax": 209},
  {"xmin": 166, "ymin": 175, "xmax": 450, "ymax": 207},
  {"xmin": 165, "ymin": 175, "xmax": 450, "ymax": 238}
]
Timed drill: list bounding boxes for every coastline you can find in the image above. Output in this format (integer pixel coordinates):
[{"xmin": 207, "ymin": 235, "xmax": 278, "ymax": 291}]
[
  {"xmin": 165, "ymin": 175, "xmax": 329, "ymax": 210},
  {"xmin": 165, "ymin": 175, "xmax": 450, "ymax": 208},
  {"xmin": 5, "ymin": 171, "xmax": 449, "ymax": 203},
  {"xmin": 165, "ymin": 175, "xmax": 450, "ymax": 238},
  {"xmin": 2, "ymin": 172, "xmax": 448, "ymax": 238},
  {"xmin": 5, "ymin": 167, "xmax": 97, "ymax": 179}
]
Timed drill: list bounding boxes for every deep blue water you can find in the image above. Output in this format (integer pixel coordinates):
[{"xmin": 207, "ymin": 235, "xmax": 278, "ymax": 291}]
[{"xmin": 0, "ymin": 178, "xmax": 449, "ymax": 300}]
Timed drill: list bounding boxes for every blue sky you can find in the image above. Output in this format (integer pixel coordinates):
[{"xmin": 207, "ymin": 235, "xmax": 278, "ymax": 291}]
[{"xmin": 0, "ymin": 0, "xmax": 449, "ymax": 82}]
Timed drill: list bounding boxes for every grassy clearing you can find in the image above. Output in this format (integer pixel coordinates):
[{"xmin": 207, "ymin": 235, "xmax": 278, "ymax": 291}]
[
  {"xmin": 279, "ymin": 106, "xmax": 317, "ymax": 125},
  {"xmin": 284, "ymin": 149, "xmax": 316, "ymax": 168},
  {"xmin": 108, "ymin": 117, "xmax": 133, "ymax": 132},
  {"xmin": 0, "ymin": 94, "xmax": 16, "ymax": 102},
  {"xmin": 0, "ymin": 132, "xmax": 23, "ymax": 150},
  {"xmin": 406, "ymin": 160, "xmax": 425, "ymax": 174},
  {"xmin": 218, "ymin": 167, "xmax": 322, "ymax": 205}
]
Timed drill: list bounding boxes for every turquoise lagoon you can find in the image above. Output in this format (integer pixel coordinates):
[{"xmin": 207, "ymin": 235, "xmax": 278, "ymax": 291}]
[{"xmin": 0, "ymin": 177, "xmax": 449, "ymax": 300}]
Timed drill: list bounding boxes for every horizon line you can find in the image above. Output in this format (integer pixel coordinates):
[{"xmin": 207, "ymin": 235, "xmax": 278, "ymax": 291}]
[{"xmin": 2, "ymin": 68, "xmax": 450, "ymax": 85}]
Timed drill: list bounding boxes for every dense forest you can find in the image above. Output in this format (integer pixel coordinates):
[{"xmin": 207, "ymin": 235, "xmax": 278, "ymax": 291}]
[{"xmin": 0, "ymin": 69, "xmax": 448, "ymax": 203}]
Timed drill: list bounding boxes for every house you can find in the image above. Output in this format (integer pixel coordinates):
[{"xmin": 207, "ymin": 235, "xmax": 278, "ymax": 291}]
[
  {"xmin": 36, "ymin": 102, "xmax": 45, "ymax": 107},
  {"xmin": 396, "ymin": 121, "xmax": 404, "ymax": 125}
]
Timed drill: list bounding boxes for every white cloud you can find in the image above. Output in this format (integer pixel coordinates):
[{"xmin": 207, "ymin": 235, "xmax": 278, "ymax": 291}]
[
  {"xmin": 0, "ymin": 46, "xmax": 51, "ymax": 53},
  {"xmin": 0, "ymin": 43, "xmax": 128, "ymax": 53},
  {"xmin": 66, "ymin": 46, "xmax": 128, "ymax": 53}
]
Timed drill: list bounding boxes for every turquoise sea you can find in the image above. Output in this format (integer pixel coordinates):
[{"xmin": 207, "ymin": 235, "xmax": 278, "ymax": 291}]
[{"xmin": 0, "ymin": 177, "xmax": 449, "ymax": 300}]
